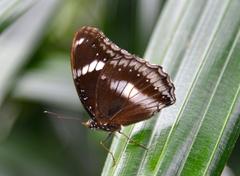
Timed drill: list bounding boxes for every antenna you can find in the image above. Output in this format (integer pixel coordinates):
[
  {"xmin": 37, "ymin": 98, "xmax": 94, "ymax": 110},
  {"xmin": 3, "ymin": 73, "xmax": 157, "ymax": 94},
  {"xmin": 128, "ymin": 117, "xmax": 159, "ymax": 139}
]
[{"xmin": 43, "ymin": 110, "xmax": 82, "ymax": 122}]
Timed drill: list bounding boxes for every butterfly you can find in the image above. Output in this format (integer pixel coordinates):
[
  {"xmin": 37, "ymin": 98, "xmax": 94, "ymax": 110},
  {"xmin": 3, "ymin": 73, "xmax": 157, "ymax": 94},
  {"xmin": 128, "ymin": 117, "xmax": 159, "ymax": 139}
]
[{"xmin": 71, "ymin": 26, "xmax": 175, "ymax": 134}]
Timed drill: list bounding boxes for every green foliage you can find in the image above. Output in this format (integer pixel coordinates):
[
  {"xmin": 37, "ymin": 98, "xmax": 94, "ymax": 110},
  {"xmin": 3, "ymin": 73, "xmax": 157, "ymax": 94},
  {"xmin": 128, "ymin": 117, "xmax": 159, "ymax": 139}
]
[{"xmin": 0, "ymin": 0, "xmax": 35, "ymax": 32}]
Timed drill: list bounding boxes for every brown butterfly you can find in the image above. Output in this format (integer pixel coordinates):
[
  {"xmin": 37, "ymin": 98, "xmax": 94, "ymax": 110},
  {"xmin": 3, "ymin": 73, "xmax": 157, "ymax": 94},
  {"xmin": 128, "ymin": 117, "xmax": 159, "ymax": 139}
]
[{"xmin": 70, "ymin": 26, "xmax": 175, "ymax": 163}]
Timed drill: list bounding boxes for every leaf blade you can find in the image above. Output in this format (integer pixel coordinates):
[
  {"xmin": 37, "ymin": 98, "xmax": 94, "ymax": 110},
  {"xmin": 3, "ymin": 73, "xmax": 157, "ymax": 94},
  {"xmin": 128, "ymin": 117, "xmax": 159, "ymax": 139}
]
[{"xmin": 102, "ymin": 0, "xmax": 240, "ymax": 175}]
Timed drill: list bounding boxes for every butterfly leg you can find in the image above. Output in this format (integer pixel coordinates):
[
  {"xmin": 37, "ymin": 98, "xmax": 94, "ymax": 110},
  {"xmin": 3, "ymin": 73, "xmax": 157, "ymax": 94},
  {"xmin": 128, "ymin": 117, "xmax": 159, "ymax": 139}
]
[
  {"xmin": 100, "ymin": 132, "xmax": 116, "ymax": 166},
  {"xmin": 118, "ymin": 131, "xmax": 148, "ymax": 150}
]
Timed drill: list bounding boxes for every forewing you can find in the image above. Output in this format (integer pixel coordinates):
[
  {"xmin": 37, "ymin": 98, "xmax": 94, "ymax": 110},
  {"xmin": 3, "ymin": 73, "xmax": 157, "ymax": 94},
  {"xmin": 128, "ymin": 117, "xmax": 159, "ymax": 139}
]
[
  {"xmin": 96, "ymin": 56, "xmax": 175, "ymax": 125},
  {"xmin": 71, "ymin": 26, "xmax": 122, "ymax": 118}
]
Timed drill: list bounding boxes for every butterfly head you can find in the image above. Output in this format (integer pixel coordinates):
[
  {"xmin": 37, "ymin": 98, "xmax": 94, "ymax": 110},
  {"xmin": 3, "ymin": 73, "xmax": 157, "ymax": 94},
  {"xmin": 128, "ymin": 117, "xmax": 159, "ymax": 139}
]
[
  {"xmin": 82, "ymin": 119, "xmax": 97, "ymax": 129},
  {"xmin": 82, "ymin": 119, "xmax": 121, "ymax": 132}
]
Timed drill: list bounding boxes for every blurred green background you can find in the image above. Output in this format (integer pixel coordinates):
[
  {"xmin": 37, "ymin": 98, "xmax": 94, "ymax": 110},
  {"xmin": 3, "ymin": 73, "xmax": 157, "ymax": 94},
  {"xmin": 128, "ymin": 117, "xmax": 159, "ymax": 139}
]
[{"xmin": 0, "ymin": 0, "xmax": 239, "ymax": 175}]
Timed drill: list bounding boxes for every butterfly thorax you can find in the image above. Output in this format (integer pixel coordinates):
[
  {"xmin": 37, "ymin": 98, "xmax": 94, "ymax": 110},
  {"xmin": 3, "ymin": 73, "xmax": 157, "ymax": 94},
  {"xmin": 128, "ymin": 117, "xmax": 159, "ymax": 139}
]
[{"xmin": 82, "ymin": 119, "xmax": 121, "ymax": 132}]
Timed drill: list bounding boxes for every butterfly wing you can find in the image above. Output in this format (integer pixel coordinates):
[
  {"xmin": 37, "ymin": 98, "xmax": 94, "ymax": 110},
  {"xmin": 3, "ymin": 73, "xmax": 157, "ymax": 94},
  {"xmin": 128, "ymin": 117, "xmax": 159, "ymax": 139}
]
[
  {"xmin": 71, "ymin": 26, "xmax": 122, "ymax": 118},
  {"xmin": 95, "ymin": 56, "xmax": 175, "ymax": 126}
]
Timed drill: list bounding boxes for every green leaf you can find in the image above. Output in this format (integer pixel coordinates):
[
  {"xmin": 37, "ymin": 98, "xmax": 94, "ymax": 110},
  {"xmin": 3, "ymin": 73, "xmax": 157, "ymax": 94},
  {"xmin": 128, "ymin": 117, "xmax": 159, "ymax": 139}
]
[
  {"xmin": 0, "ymin": 0, "xmax": 59, "ymax": 141},
  {"xmin": 0, "ymin": 0, "xmax": 35, "ymax": 33},
  {"xmin": 0, "ymin": 0, "xmax": 59, "ymax": 106},
  {"xmin": 102, "ymin": 0, "xmax": 240, "ymax": 175}
]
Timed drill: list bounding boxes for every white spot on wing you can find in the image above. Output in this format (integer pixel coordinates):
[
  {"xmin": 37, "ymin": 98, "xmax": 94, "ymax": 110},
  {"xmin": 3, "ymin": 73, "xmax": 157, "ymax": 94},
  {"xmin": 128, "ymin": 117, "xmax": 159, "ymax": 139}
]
[
  {"xmin": 104, "ymin": 38, "xmax": 111, "ymax": 45},
  {"xmin": 129, "ymin": 86, "xmax": 139, "ymax": 98},
  {"xmin": 121, "ymin": 49, "xmax": 130, "ymax": 55},
  {"xmin": 106, "ymin": 49, "xmax": 115, "ymax": 57},
  {"xmin": 95, "ymin": 61, "xmax": 105, "ymax": 71},
  {"xmin": 77, "ymin": 69, "xmax": 81, "ymax": 77},
  {"xmin": 111, "ymin": 44, "xmax": 120, "ymax": 51},
  {"xmin": 116, "ymin": 81, "xmax": 127, "ymax": 95},
  {"xmin": 75, "ymin": 38, "xmax": 84, "ymax": 46},
  {"xmin": 100, "ymin": 43, "xmax": 106, "ymax": 50},
  {"xmin": 73, "ymin": 69, "xmax": 77, "ymax": 79},
  {"xmin": 122, "ymin": 83, "xmax": 134, "ymax": 98},
  {"xmin": 101, "ymin": 74, "xmax": 107, "ymax": 80},
  {"xmin": 109, "ymin": 79, "xmax": 158, "ymax": 109},
  {"xmin": 89, "ymin": 60, "xmax": 97, "ymax": 72},
  {"xmin": 82, "ymin": 65, "xmax": 89, "ymax": 75}
]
